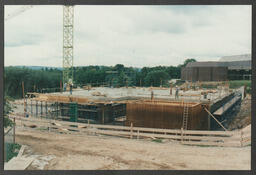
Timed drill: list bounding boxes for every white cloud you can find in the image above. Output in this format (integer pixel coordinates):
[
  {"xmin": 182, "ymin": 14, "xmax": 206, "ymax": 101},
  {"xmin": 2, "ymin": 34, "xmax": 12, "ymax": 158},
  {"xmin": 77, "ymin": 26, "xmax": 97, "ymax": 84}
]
[{"xmin": 4, "ymin": 5, "xmax": 251, "ymax": 67}]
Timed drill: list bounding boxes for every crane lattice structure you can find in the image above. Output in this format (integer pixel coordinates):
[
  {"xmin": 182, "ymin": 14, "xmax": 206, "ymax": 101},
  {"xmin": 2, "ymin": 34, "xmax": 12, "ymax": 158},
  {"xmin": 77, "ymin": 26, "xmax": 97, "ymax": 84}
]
[
  {"xmin": 63, "ymin": 5, "xmax": 74, "ymax": 85},
  {"xmin": 6, "ymin": 5, "xmax": 75, "ymax": 86}
]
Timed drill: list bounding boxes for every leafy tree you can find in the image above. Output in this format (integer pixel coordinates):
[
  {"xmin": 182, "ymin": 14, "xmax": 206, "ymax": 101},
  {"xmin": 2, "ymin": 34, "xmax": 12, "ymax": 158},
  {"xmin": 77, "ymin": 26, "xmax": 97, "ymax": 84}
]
[
  {"xmin": 144, "ymin": 70, "xmax": 170, "ymax": 87},
  {"xmin": 179, "ymin": 58, "xmax": 197, "ymax": 68},
  {"xmin": 4, "ymin": 96, "xmax": 14, "ymax": 128},
  {"xmin": 4, "ymin": 64, "xmax": 185, "ymax": 97},
  {"xmin": 114, "ymin": 64, "xmax": 125, "ymax": 73}
]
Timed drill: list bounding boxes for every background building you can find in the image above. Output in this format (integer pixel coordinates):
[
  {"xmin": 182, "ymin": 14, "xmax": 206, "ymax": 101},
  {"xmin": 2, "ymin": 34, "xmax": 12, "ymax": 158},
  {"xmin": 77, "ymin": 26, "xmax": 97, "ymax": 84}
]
[{"xmin": 181, "ymin": 54, "xmax": 251, "ymax": 81}]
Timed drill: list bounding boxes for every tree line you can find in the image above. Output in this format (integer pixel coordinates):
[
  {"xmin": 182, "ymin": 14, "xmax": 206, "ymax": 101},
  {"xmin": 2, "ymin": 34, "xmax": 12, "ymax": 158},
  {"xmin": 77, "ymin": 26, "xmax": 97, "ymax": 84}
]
[{"xmin": 4, "ymin": 59, "xmax": 196, "ymax": 98}]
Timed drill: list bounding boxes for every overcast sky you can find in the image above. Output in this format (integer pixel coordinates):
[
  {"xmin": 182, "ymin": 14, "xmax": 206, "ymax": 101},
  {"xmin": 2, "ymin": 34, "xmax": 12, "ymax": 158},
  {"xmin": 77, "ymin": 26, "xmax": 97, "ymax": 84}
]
[{"xmin": 4, "ymin": 5, "xmax": 251, "ymax": 67}]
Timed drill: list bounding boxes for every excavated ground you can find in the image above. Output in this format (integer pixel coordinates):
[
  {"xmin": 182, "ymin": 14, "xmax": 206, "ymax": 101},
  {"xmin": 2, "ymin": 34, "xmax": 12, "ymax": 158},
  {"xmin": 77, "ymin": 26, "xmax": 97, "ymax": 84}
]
[
  {"xmin": 14, "ymin": 127, "xmax": 250, "ymax": 170},
  {"xmin": 228, "ymin": 95, "xmax": 251, "ymax": 130}
]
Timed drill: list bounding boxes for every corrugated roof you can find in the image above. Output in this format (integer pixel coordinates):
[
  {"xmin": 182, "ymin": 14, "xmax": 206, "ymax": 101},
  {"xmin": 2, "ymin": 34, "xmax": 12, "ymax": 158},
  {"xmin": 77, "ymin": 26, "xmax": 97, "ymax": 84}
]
[
  {"xmin": 219, "ymin": 54, "xmax": 251, "ymax": 62},
  {"xmin": 186, "ymin": 60, "xmax": 251, "ymax": 70}
]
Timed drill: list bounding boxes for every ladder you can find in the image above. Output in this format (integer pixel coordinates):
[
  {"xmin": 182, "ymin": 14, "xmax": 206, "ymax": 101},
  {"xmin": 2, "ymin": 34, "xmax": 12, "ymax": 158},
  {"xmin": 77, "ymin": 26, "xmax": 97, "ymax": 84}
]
[{"xmin": 182, "ymin": 103, "xmax": 189, "ymax": 130}]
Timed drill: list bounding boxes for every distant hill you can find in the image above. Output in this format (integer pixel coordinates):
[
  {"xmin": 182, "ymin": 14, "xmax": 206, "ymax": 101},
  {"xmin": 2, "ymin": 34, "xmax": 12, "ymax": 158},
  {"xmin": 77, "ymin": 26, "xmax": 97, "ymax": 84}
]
[
  {"xmin": 5, "ymin": 65, "xmax": 141, "ymax": 71},
  {"xmin": 219, "ymin": 54, "xmax": 251, "ymax": 62},
  {"xmin": 5, "ymin": 66, "xmax": 63, "ymax": 70}
]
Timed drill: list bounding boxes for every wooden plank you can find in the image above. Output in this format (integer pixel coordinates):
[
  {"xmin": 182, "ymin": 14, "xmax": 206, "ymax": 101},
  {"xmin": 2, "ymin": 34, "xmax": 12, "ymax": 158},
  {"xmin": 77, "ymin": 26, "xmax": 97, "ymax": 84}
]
[
  {"xmin": 204, "ymin": 107, "xmax": 227, "ymax": 131},
  {"xmin": 182, "ymin": 135, "xmax": 240, "ymax": 142},
  {"xmin": 17, "ymin": 145, "xmax": 26, "ymax": 157},
  {"xmin": 182, "ymin": 141, "xmax": 240, "ymax": 147},
  {"xmin": 242, "ymin": 140, "xmax": 251, "ymax": 146},
  {"xmin": 95, "ymin": 129, "xmax": 181, "ymax": 140},
  {"xmin": 134, "ymin": 132, "xmax": 180, "ymax": 140},
  {"xmin": 5, "ymin": 157, "xmax": 34, "ymax": 170},
  {"xmin": 183, "ymin": 130, "xmax": 234, "ymax": 136},
  {"xmin": 133, "ymin": 127, "xmax": 181, "ymax": 134},
  {"xmin": 242, "ymin": 136, "xmax": 251, "ymax": 142}
]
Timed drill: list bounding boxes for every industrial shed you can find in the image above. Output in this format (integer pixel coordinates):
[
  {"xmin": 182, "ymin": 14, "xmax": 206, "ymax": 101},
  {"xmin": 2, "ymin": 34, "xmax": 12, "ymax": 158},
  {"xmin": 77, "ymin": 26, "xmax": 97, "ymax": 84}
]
[{"xmin": 181, "ymin": 60, "xmax": 251, "ymax": 81}]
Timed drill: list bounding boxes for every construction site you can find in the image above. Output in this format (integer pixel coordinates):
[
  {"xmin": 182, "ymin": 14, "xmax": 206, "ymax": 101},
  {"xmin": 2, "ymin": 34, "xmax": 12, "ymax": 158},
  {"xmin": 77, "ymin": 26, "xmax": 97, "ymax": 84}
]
[
  {"xmin": 5, "ymin": 80, "xmax": 251, "ymax": 170},
  {"xmin": 4, "ymin": 5, "xmax": 251, "ymax": 170},
  {"xmin": 17, "ymin": 82, "xmax": 245, "ymax": 130}
]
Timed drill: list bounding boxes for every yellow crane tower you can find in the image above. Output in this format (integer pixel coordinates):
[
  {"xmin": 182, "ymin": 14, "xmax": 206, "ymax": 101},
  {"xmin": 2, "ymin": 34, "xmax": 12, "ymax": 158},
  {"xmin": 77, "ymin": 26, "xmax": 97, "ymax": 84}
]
[{"xmin": 6, "ymin": 5, "xmax": 75, "ymax": 87}]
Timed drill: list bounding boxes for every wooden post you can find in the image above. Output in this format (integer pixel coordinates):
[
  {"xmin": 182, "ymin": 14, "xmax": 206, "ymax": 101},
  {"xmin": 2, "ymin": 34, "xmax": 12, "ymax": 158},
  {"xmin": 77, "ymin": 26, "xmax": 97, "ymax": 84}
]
[
  {"xmin": 56, "ymin": 102, "xmax": 59, "ymax": 117},
  {"xmin": 240, "ymin": 130, "xmax": 243, "ymax": 147},
  {"xmin": 31, "ymin": 99, "xmax": 33, "ymax": 115},
  {"xmin": 181, "ymin": 128, "xmax": 183, "ymax": 144},
  {"xmin": 130, "ymin": 122, "xmax": 133, "ymax": 139},
  {"xmin": 13, "ymin": 118, "xmax": 16, "ymax": 144},
  {"xmin": 170, "ymin": 84, "xmax": 172, "ymax": 95},
  {"xmin": 40, "ymin": 101, "xmax": 43, "ymax": 118},
  {"xmin": 102, "ymin": 106, "xmax": 105, "ymax": 124},
  {"xmin": 45, "ymin": 102, "xmax": 48, "ymax": 116},
  {"xmin": 88, "ymin": 119, "xmax": 90, "ymax": 135},
  {"xmin": 22, "ymin": 81, "xmax": 26, "ymax": 117},
  {"xmin": 36, "ymin": 100, "xmax": 38, "ymax": 117},
  {"xmin": 48, "ymin": 120, "xmax": 50, "ymax": 132},
  {"xmin": 60, "ymin": 80, "xmax": 62, "ymax": 93}
]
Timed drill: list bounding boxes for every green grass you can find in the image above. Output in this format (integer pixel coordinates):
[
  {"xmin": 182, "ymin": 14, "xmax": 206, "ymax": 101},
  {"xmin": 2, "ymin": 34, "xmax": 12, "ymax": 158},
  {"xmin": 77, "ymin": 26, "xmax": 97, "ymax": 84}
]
[
  {"xmin": 229, "ymin": 80, "xmax": 251, "ymax": 88},
  {"xmin": 152, "ymin": 139, "xmax": 163, "ymax": 143},
  {"xmin": 201, "ymin": 84, "xmax": 218, "ymax": 89},
  {"xmin": 5, "ymin": 143, "xmax": 21, "ymax": 162},
  {"xmin": 229, "ymin": 80, "xmax": 251, "ymax": 93}
]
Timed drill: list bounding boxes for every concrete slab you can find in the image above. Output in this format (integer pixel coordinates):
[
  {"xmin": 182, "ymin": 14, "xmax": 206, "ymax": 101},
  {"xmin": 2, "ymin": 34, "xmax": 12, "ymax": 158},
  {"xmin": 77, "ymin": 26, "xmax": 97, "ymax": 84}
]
[{"xmin": 50, "ymin": 87, "xmax": 230, "ymax": 103}]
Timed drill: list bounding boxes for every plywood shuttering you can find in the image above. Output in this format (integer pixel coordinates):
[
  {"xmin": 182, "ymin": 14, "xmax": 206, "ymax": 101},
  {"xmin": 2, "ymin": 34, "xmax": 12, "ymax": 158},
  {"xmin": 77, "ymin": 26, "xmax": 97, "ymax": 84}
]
[
  {"xmin": 37, "ymin": 94, "xmax": 89, "ymax": 103},
  {"xmin": 190, "ymin": 104, "xmax": 209, "ymax": 130},
  {"xmin": 126, "ymin": 102, "xmax": 209, "ymax": 130}
]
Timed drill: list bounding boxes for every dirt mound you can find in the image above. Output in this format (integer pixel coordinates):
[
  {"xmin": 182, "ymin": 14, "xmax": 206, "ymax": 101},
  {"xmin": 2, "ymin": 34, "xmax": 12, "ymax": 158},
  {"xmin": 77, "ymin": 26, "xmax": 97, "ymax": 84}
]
[{"xmin": 228, "ymin": 95, "xmax": 251, "ymax": 130}]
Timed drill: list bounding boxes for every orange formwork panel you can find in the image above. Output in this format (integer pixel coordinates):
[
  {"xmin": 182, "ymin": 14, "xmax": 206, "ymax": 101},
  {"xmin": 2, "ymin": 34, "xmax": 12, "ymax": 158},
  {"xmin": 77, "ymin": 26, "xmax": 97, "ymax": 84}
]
[{"xmin": 126, "ymin": 100, "xmax": 210, "ymax": 130}]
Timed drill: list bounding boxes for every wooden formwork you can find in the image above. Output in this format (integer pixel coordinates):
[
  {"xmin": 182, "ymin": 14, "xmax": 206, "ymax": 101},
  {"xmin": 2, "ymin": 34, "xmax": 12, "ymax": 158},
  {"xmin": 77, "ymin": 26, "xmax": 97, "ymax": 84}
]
[
  {"xmin": 34, "ymin": 94, "xmax": 90, "ymax": 103},
  {"xmin": 126, "ymin": 100, "xmax": 210, "ymax": 130}
]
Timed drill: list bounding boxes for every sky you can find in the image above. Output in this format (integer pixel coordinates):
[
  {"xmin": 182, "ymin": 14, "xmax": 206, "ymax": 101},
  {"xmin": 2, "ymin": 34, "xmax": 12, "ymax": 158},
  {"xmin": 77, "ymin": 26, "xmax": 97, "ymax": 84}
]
[{"xmin": 4, "ymin": 5, "xmax": 251, "ymax": 68}]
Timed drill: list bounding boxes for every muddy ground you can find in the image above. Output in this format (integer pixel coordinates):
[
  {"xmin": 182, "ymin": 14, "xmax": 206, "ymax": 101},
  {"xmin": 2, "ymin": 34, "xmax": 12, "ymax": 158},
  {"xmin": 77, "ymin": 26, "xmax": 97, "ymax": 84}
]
[{"xmin": 15, "ymin": 127, "xmax": 250, "ymax": 170}]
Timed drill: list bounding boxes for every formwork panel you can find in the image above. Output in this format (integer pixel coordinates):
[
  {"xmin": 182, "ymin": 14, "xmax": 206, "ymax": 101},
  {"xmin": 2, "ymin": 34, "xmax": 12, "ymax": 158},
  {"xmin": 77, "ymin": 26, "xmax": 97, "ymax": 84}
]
[{"xmin": 126, "ymin": 101, "xmax": 209, "ymax": 130}]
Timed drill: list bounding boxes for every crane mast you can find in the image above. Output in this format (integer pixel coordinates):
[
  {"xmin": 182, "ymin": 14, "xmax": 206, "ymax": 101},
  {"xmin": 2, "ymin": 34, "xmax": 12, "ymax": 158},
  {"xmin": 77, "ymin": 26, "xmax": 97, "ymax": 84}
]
[
  {"xmin": 6, "ymin": 5, "xmax": 75, "ymax": 86},
  {"xmin": 63, "ymin": 5, "xmax": 74, "ymax": 86}
]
